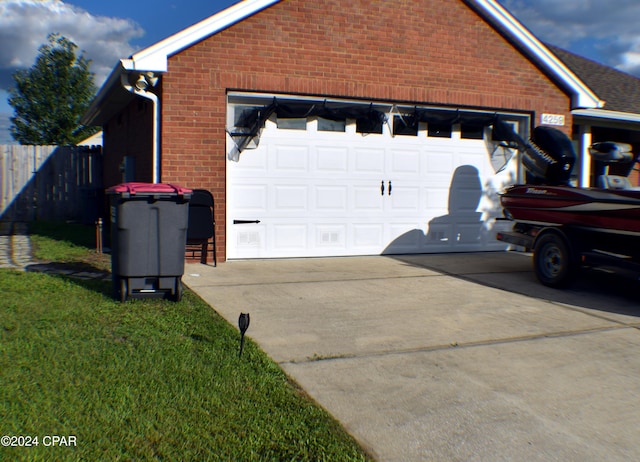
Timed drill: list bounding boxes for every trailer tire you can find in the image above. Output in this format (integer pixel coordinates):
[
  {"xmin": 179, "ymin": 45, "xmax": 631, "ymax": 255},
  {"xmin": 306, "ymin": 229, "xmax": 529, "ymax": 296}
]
[{"xmin": 533, "ymin": 232, "xmax": 576, "ymax": 287}]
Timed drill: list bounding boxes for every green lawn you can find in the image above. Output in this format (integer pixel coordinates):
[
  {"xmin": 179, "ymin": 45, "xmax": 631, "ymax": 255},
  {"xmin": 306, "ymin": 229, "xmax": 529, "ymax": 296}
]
[{"xmin": 0, "ymin": 221, "xmax": 372, "ymax": 461}]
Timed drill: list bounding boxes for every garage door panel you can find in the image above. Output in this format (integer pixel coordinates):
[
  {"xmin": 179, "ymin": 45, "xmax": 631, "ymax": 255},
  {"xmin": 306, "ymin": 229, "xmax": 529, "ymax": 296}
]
[
  {"xmin": 315, "ymin": 224, "xmax": 347, "ymax": 249},
  {"xmin": 352, "ymin": 224, "xmax": 384, "ymax": 248},
  {"xmin": 448, "ymin": 170, "xmax": 482, "ymax": 212},
  {"xmin": 354, "ymin": 148, "xmax": 385, "ymax": 174},
  {"xmin": 425, "ymin": 220, "xmax": 452, "ymax": 247},
  {"xmin": 459, "ymin": 154, "xmax": 483, "ymax": 168},
  {"xmin": 231, "ymin": 184, "xmax": 268, "ymax": 212},
  {"xmin": 233, "ymin": 224, "xmax": 265, "ymax": 258},
  {"xmin": 353, "ymin": 185, "xmax": 384, "ymax": 212},
  {"xmin": 456, "ymin": 222, "xmax": 484, "ymax": 244},
  {"xmin": 389, "ymin": 149, "xmax": 420, "ymax": 176},
  {"xmin": 426, "ymin": 151, "xmax": 454, "ymax": 174},
  {"xmin": 274, "ymin": 145, "xmax": 309, "ymax": 172},
  {"xmin": 453, "ymin": 189, "xmax": 483, "ymax": 212},
  {"xmin": 274, "ymin": 185, "xmax": 308, "ymax": 210},
  {"xmin": 459, "ymin": 153, "xmax": 488, "ymax": 174},
  {"xmin": 315, "ymin": 186, "xmax": 348, "ymax": 211},
  {"xmin": 384, "ymin": 224, "xmax": 425, "ymax": 254},
  {"xmin": 273, "ymin": 224, "xmax": 307, "ymax": 250},
  {"xmin": 388, "ymin": 185, "xmax": 420, "ymax": 212},
  {"xmin": 425, "ymin": 187, "xmax": 449, "ymax": 211},
  {"xmin": 316, "ymin": 146, "xmax": 348, "ymax": 173},
  {"xmin": 230, "ymin": 150, "xmax": 267, "ymax": 173}
]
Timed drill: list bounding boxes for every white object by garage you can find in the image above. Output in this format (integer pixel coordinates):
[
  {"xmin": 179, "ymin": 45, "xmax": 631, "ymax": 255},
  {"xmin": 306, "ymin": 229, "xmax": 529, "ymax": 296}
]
[{"xmin": 227, "ymin": 107, "xmax": 518, "ymax": 259}]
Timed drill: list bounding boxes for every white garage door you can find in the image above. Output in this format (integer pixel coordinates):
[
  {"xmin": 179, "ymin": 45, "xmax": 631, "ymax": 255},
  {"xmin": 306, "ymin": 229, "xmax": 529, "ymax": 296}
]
[{"xmin": 227, "ymin": 104, "xmax": 519, "ymax": 259}]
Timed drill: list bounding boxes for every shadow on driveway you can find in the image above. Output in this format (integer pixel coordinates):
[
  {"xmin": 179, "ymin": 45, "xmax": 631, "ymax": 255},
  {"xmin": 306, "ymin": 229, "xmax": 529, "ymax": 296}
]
[{"xmin": 392, "ymin": 251, "xmax": 640, "ymax": 319}]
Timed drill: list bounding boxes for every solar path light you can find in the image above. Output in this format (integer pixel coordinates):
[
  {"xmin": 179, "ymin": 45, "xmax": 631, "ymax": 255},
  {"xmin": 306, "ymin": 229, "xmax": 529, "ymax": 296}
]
[{"xmin": 238, "ymin": 313, "xmax": 250, "ymax": 358}]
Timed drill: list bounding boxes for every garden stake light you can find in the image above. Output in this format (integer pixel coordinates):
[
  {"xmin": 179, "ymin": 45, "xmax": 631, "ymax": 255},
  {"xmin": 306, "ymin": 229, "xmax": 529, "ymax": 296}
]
[{"xmin": 238, "ymin": 313, "xmax": 250, "ymax": 358}]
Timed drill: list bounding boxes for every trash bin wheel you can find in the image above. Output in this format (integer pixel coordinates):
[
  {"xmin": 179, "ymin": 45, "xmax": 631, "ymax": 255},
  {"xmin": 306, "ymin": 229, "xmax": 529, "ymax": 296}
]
[
  {"xmin": 173, "ymin": 277, "xmax": 183, "ymax": 302},
  {"xmin": 119, "ymin": 277, "xmax": 129, "ymax": 303}
]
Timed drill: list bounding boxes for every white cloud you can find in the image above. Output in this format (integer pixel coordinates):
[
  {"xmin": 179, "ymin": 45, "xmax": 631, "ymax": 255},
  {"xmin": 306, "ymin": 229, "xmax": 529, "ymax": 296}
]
[
  {"xmin": 0, "ymin": 0, "xmax": 144, "ymax": 90},
  {"xmin": 498, "ymin": 0, "xmax": 640, "ymax": 76}
]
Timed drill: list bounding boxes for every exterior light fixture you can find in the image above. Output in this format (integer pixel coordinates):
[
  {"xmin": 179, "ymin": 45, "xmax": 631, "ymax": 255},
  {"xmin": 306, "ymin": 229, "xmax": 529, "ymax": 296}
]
[{"xmin": 134, "ymin": 74, "xmax": 148, "ymax": 91}]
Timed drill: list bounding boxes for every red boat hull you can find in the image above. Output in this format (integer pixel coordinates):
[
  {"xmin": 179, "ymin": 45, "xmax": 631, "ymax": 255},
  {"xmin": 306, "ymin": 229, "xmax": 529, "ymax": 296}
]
[{"xmin": 500, "ymin": 185, "xmax": 640, "ymax": 236}]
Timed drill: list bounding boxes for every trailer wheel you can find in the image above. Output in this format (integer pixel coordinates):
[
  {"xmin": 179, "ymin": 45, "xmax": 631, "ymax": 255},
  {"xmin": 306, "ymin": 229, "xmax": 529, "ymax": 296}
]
[{"xmin": 533, "ymin": 232, "xmax": 575, "ymax": 287}]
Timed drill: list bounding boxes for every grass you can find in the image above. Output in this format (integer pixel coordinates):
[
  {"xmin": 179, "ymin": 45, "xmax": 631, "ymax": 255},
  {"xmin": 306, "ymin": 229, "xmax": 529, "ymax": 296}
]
[
  {"xmin": 29, "ymin": 220, "xmax": 110, "ymax": 271},
  {"xmin": 1, "ymin": 221, "xmax": 373, "ymax": 461}
]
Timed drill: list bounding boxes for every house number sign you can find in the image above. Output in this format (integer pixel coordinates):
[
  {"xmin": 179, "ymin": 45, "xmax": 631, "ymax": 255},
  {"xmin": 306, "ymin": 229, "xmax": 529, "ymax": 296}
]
[{"xmin": 541, "ymin": 113, "xmax": 565, "ymax": 126}]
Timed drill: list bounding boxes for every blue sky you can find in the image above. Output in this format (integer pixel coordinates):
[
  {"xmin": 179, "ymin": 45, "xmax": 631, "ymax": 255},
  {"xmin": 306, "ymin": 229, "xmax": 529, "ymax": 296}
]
[
  {"xmin": 0, "ymin": 0, "xmax": 237, "ymax": 143},
  {"xmin": 1, "ymin": 0, "xmax": 640, "ymax": 144}
]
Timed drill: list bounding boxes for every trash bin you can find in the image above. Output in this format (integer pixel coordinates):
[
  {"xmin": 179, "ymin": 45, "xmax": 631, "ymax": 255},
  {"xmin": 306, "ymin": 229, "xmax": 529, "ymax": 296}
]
[{"xmin": 106, "ymin": 182, "xmax": 192, "ymax": 302}]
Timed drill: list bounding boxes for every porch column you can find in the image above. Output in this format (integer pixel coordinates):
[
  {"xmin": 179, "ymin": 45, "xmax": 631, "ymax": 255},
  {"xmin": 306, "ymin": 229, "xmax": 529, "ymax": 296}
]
[{"xmin": 577, "ymin": 124, "xmax": 592, "ymax": 187}]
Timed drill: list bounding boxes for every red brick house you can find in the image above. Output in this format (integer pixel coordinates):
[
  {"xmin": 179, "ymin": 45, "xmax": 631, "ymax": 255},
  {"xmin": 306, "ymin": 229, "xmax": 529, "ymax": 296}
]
[{"xmin": 84, "ymin": 0, "xmax": 639, "ymax": 262}]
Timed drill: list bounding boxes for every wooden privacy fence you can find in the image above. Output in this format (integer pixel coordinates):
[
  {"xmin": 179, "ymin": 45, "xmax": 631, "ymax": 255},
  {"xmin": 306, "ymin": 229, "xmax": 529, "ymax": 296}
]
[{"xmin": 0, "ymin": 144, "xmax": 103, "ymax": 223}]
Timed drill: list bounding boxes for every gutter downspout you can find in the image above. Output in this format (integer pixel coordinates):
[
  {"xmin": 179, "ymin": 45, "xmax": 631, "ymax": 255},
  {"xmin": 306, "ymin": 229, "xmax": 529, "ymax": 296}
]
[{"xmin": 121, "ymin": 73, "xmax": 160, "ymax": 183}]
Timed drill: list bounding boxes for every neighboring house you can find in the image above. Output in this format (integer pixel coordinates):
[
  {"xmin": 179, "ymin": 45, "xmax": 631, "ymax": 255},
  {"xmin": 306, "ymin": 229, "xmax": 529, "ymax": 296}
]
[
  {"xmin": 82, "ymin": 0, "xmax": 637, "ymax": 262},
  {"xmin": 77, "ymin": 130, "xmax": 103, "ymax": 146}
]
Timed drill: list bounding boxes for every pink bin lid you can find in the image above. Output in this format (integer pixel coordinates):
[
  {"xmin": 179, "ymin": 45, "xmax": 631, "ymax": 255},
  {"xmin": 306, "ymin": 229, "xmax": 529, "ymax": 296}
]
[{"xmin": 106, "ymin": 182, "xmax": 192, "ymax": 196}]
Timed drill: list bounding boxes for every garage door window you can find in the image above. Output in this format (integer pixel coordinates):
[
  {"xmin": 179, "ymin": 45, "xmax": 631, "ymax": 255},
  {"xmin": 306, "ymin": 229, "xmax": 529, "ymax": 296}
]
[
  {"xmin": 277, "ymin": 117, "xmax": 307, "ymax": 130},
  {"xmin": 461, "ymin": 123, "xmax": 484, "ymax": 139},
  {"xmin": 393, "ymin": 115, "xmax": 418, "ymax": 136},
  {"xmin": 356, "ymin": 117, "xmax": 383, "ymax": 134},
  {"xmin": 427, "ymin": 123, "xmax": 452, "ymax": 138},
  {"xmin": 318, "ymin": 117, "xmax": 346, "ymax": 132}
]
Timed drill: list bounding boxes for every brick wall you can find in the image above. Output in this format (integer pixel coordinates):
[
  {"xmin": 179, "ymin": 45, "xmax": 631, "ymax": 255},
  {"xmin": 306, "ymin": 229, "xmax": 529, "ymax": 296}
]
[{"xmin": 143, "ymin": 0, "xmax": 574, "ymax": 261}]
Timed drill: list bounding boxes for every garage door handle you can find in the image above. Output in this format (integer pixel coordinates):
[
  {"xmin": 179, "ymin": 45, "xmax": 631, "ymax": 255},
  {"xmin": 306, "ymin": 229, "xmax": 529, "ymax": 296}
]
[
  {"xmin": 233, "ymin": 219, "xmax": 261, "ymax": 224},
  {"xmin": 381, "ymin": 180, "xmax": 385, "ymax": 196},
  {"xmin": 388, "ymin": 180, "xmax": 392, "ymax": 196}
]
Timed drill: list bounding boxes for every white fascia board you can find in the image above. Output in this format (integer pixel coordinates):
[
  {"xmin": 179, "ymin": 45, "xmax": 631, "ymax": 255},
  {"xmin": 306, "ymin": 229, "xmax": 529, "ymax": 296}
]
[
  {"xmin": 470, "ymin": 0, "xmax": 603, "ymax": 109},
  {"xmin": 572, "ymin": 108, "xmax": 640, "ymax": 124},
  {"xmin": 128, "ymin": 0, "xmax": 280, "ymax": 72}
]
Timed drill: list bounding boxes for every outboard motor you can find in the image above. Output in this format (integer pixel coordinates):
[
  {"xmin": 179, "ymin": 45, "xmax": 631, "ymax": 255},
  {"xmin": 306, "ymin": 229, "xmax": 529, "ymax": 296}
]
[{"xmin": 522, "ymin": 126, "xmax": 576, "ymax": 185}]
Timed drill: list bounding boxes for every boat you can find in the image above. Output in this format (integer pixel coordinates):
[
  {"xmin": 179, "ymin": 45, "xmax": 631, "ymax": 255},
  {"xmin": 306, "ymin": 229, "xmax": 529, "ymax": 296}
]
[
  {"xmin": 493, "ymin": 122, "xmax": 640, "ymax": 286},
  {"xmin": 500, "ymin": 184, "xmax": 640, "ymax": 237},
  {"xmin": 498, "ymin": 124, "xmax": 640, "ymax": 237}
]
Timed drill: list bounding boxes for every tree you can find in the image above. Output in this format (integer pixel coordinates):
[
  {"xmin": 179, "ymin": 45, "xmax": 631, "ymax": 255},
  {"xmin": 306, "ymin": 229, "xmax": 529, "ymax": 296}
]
[{"xmin": 8, "ymin": 34, "xmax": 98, "ymax": 145}]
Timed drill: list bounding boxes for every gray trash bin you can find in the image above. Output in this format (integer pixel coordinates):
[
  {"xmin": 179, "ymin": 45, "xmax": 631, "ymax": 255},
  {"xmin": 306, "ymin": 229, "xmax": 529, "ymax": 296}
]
[{"xmin": 106, "ymin": 182, "xmax": 192, "ymax": 302}]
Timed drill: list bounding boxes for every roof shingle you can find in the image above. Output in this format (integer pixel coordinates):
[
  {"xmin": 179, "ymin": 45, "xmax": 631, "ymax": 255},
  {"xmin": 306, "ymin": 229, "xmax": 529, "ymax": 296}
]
[{"xmin": 547, "ymin": 44, "xmax": 640, "ymax": 114}]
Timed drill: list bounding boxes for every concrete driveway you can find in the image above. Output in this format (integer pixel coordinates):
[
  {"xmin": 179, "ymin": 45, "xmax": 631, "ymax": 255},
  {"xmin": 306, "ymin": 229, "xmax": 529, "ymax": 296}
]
[{"xmin": 183, "ymin": 251, "xmax": 640, "ymax": 461}]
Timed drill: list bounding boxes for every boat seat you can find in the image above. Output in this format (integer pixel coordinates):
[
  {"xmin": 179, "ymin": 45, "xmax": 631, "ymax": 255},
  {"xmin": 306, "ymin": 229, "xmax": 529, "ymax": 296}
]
[{"xmin": 598, "ymin": 175, "xmax": 631, "ymax": 190}]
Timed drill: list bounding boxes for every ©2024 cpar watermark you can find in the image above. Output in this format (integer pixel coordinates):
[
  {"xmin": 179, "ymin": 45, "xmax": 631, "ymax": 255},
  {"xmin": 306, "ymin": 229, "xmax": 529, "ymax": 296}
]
[{"xmin": 1, "ymin": 435, "xmax": 77, "ymax": 447}]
